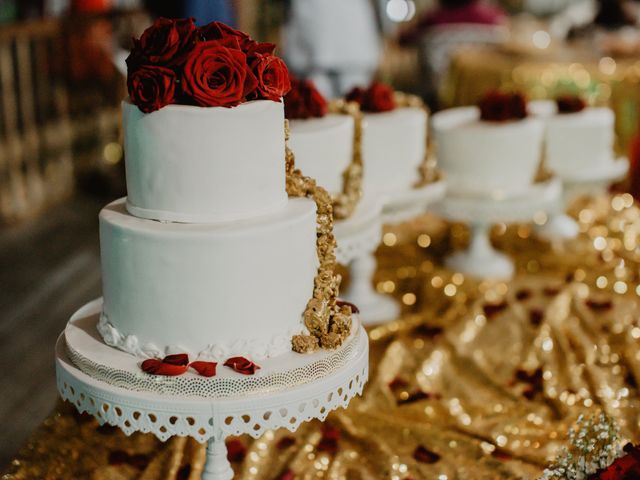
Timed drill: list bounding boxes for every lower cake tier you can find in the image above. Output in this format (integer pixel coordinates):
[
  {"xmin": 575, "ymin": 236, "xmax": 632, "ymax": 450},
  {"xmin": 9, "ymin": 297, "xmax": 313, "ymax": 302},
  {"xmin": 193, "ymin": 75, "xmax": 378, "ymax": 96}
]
[{"xmin": 99, "ymin": 197, "xmax": 318, "ymax": 360}]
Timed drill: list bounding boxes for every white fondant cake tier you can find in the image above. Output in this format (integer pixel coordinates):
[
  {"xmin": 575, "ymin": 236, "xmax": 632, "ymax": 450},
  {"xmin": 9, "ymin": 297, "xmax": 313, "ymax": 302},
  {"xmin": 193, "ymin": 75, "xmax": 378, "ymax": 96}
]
[
  {"xmin": 432, "ymin": 106, "xmax": 544, "ymax": 196},
  {"xmin": 362, "ymin": 107, "xmax": 427, "ymax": 195},
  {"xmin": 123, "ymin": 99, "xmax": 287, "ymax": 223},
  {"xmin": 288, "ymin": 114, "xmax": 354, "ymax": 196},
  {"xmin": 99, "ymin": 197, "xmax": 318, "ymax": 360},
  {"xmin": 529, "ymin": 100, "xmax": 615, "ymax": 176}
]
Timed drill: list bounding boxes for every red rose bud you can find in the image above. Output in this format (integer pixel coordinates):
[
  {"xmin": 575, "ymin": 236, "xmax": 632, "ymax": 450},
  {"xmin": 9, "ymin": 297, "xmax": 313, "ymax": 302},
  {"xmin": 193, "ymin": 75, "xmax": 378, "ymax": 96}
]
[
  {"xmin": 478, "ymin": 91, "xmax": 527, "ymax": 122},
  {"xmin": 251, "ymin": 54, "xmax": 291, "ymax": 101},
  {"xmin": 141, "ymin": 358, "xmax": 189, "ymax": 376},
  {"xmin": 199, "ymin": 21, "xmax": 254, "ymax": 51},
  {"xmin": 182, "ymin": 40, "xmax": 257, "ymax": 107},
  {"xmin": 317, "ymin": 425, "xmax": 340, "ymax": 454},
  {"xmin": 224, "ymin": 356, "xmax": 260, "ymax": 375},
  {"xmin": 556, "ymin": 95, "xmax": 586, "ymax": 114},
  {"xmin": 189, "ymin": 361, "xmax": 217, "ymax": 377},
  {"xmin": 336, "ymin": 299, "xmax": 360, "ymax": 314},
  {"xmin": 285, "ymin": 78, "xmax": 328, "ymax": 119},
  {"xmin": 128, "ymin": 65, "xmax": 176, "ymax": 113},
  {"xmin": 346, "ymin": 81, "xmax": 396, "ymax": 113},
  {"xmin": 134, "ymin": 17, "xmax": 197, "ymax": 67}
]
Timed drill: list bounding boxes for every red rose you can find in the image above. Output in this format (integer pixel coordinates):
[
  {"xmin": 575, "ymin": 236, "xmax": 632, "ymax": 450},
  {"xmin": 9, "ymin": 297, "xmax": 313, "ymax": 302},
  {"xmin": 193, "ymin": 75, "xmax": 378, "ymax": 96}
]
[
  {"xmin": 251, "ymin": 54, "xmax": 291, "ymax": 101},
  {"xmin": 130, "ymin": 17, "xmax": 196, "ymax": 67},
  {"xmin": 346, "ymin": 81, "xmax": 396, "ymax": 113},
  {"xmin": 478, "ymin": 91, "xmax": 527, "ymax": 122},
  {"xmin": 556, "ymin": 95, "xmax": 586, "ymax": 114},
  {"xmin": 198, "ymin": 21, "xmax": 254, "ymax": 51},
  {"xmin": 284, "ymin": 78, "xmax": 327, "ymax": 119},
  {"xmin": 128, "ymin": 65, "xmax": 176, "ymax": 113},
  {"xmin": 223, "ymin": 356, "xmax": 260, "ymax": 375},
  {"xmin": 589, "ymin": 444, "xmax": 640, "ymax": 480},
  {"xmin": 181, "ymin": 40, "xmax": 258, "ymax": 107}
]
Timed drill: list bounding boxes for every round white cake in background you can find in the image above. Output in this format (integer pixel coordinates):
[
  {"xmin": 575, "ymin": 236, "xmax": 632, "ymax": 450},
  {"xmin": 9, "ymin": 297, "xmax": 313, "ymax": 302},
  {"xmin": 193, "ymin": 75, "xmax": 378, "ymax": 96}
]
[
  {"xmin": 529, "ymin": 100, "xmax": 615, "ymax": 177},
  {"xmin": 123, "ymin": 99, "xmax": 287, "ymax": 223},
  {"xmin": 361, "ymin": 107, "xmax": 427, "ymax": 195},
  {"xmin": 432, "ymin": 106, "xmax": 544, "ymax": 197},
  {"xmin": 288, "ymin": 114, "xmax": 355, "ymax": 196},
  {"xmin": 99, "ymin": 197, "xmax": 318, "ymax": 361}
]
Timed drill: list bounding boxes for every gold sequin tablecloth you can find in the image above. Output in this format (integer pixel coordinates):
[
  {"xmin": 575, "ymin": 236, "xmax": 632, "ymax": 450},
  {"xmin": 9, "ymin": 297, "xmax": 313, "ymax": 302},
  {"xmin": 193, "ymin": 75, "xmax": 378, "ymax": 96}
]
[
  {"xmin": 5, "ymin": 192, "xmax": 640, "ymax": 480},
  {"xmin": 441, "ymin": 45, "xmax": 640, "ymax": 152}
]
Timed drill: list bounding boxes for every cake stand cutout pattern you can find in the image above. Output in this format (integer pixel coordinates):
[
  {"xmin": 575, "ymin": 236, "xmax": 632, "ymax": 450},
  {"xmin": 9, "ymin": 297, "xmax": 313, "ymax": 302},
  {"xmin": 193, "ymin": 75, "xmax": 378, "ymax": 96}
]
[
  {"xmin": 57, "ymin": 324, "xmax": 368, "ymax": 480},
  {"xmin": 434, "ymin": 178, "xmax": 562, "ymax": 279},
  {"xmin": 535, "ymin": 157, "xmax": 628, "ymax": 241}
]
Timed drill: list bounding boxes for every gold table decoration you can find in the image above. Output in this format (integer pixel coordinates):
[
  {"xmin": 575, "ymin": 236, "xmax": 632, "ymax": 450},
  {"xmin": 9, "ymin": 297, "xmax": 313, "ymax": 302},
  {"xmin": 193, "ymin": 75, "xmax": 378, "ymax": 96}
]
[
  {"xmin": 441, "ymin": 45, "xmax": 640, "ymax": 153},
  {"xmin": 5, "ymin": 192, "xmax": 640, "ymax": 480}
]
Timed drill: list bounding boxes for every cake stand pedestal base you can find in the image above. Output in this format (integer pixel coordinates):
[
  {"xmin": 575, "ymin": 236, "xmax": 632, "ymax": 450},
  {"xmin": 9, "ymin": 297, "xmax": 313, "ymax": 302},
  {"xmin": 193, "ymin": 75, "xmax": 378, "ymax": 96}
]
[
  {"xmin": 534, "ymin": 212, "xmax": 579, "ymax": 241},
  {"xmin": 434, "ymin": 178, "xmax": 562, "ymax": 280},
  {"xmin": 342, "ymin": 252, "xmax": 400, "ymax": 324},
  {"xmin": 335, "ymin": 199, "xmax": 397, "ymax": 325},
  {"xmin": 445, "ymin": 223, "xmax": 514, "ymax": 279},
  {"xmin": 56, "ymin": 321, "xmax": 368, "ymax": 480}
]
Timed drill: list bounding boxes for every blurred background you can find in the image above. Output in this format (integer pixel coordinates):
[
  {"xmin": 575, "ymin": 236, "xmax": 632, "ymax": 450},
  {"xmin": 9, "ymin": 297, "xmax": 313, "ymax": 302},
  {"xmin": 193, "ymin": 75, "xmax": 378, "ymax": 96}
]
[{"xmin": 0, "ymin": 0, "xmax": 639, "ymax": 470}]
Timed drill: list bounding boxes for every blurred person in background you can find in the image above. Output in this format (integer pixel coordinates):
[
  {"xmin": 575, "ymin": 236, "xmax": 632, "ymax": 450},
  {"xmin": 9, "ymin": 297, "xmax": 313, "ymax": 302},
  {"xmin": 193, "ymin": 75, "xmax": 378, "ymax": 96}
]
[
  {"xmin": 143, "ymin": 0, "xmax": 236, "ymax": 26},
  {"xmin": 282, "ymin": 0, "xmax": 383, "ymax": 99},
  {"xmin": 398, "ymin": 0, "xmax": 507, "ymax": 45}
]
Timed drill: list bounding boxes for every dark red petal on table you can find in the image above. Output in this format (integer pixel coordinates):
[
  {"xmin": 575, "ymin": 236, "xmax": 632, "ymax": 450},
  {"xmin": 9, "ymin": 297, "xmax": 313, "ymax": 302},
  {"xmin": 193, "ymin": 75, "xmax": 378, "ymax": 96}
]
[
  {"xmin": 277, "ymin": 436, "xmax": 296, "ymax": 450},
  {"xmin": 586, "ymin": 298, "xmax": 613, "ymax": 311},
  {"xmin": 413, "ymin": 445, "xmax": 440, "ymax": 464},
  {"xmin": 515, "ymin": 289, "xmax": 532, "ymax": 301},
  {"xmin": 529, "ymin": 308, "xmax": 544, "ymax": 327},
  {"xmin": 483, "ymin": 301, "xmax": 509, "ymax": 319},
  {"xmin": 226, "ymin": 438, "xmax": 247, "ymax": 463},
  {"xmin": 317, "ymin": 425, "xmax": 340, "ymax": 455},
  {"xmin": 336, "ymin": 300, "xmax": 360, "ymax": 314},
  {"xmin": 189, "ymin": 361, "xmax": 217, "ymax": 377},
  {"xmin": 163, "ymin": 353, "xmax": 189, "ymax": 366},
  {"xmin": 280, "ymin": 470, "xmax": 295, "ymax": 480},
  {"xmin": 224, "ymin": 356, "xmax": 260, "ymax": 375},
  {"xmin": 141, "ymin": 359, "xmax": 188, "ymax": 376}
]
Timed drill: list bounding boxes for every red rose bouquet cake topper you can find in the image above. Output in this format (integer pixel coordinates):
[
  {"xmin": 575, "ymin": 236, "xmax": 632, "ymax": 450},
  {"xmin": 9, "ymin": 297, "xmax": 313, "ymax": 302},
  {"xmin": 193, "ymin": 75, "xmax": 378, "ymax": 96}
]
[
  {"xmin": 126, "ymin": 18, "xmax": 291, "ymax": 113},
  {"xmin": 284, "ymin": 77, "xmax": 328, "ymax": 120},
  {"xmin": 478, "ymin": 90, "xmax": 528, "ymax": 122},
  {"xmin": 556, "ymin": 94, "xmax": 587, "ymax": 114},
  {"xmin": 345, "ymin": 81, "xmax": 396, "ymax": 113}
]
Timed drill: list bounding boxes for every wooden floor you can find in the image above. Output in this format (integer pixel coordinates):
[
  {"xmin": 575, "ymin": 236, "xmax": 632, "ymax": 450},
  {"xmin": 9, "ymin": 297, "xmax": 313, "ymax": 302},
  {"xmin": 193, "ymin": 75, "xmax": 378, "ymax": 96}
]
[{"xmin": 0, "ymin": 194, "xmax": 104, "ymax": 468}]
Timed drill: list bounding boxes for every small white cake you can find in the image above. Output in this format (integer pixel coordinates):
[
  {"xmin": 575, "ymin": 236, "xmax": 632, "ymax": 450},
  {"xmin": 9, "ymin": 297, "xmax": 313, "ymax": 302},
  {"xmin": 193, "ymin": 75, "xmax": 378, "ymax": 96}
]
[
  {"xmin": 432, "ymin": 106, "xmax": 544, "ymax": 196},
  {"xmin": 288, "ymin": 114, "xmax": 355, "ymax": 196},
  {"xmin": 529, "ymin": 100, "xmax": 615, "ymax": 177},
  {"xmin": 362, "ymin": 107, "xmax": 428, "ymax": 195}
]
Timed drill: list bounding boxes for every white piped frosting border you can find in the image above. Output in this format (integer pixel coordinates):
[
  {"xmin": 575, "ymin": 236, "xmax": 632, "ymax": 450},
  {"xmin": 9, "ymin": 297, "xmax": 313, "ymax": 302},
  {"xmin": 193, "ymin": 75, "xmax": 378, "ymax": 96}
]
[{"xmin": 98, "ymin": 312, "xmax": 303, "ymax": 361}]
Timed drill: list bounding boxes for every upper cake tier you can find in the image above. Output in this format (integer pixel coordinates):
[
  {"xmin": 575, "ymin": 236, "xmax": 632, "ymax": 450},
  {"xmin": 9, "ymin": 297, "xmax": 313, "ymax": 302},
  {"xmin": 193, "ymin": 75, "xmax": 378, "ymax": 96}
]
[{"xmin": 123, "ymin": 99, "xmax": 287, "ymax": 223}]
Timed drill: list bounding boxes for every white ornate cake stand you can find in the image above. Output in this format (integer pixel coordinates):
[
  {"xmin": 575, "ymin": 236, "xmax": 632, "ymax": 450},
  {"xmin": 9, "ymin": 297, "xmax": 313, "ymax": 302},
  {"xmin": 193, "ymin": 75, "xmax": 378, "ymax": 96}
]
[
  {"xmin": 56, "ymin": 317, "xmax": 368, "ymax": 480},
  {"xmin": 535, "ymin": 157, "xmax": 629, "ymax": 241},
  {"xmin": 334, "ymin": 198, "xmax": 394, "ymax": 325},
  {"xmin": 434, "ymin": 178, "xmax": 562, "ymax": 279},
  {"xmin": 382, "ymin": 178, "xmax": 447, "ymax": 224}
]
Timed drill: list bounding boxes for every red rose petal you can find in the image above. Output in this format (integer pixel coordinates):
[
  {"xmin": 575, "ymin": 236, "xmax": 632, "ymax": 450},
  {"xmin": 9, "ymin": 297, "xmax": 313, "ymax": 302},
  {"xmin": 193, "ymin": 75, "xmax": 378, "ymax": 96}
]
[
  {"xmin": 224, "ymin": 356, "xmax": 260, "ymax": 375},
  {"xmin": 336, "ymin": 300, "xmax": 360, "ymax": 314},
  {"xmin": 556, "ymin": 95, "xmax": 586, "ymax": 114},
  {"xmin": 529, "ymin": 308, "xmax": 544, "ymax": 327},
  {"xmin": 277, "ymin": 436, "xmax": 296, "ymax": 450},
  {"xmin": 317, "ymin": 425, "xmax": 340, "ymax": 455},
  {"xmin": 190, "ymin": 361, "xmax": 217, "ymax": 377},
  {"xmin": 141, "ymin": 359, "xmax": 188, "ymax": 376},
  {"xmin": 163, "ymin": 353, "xmax": 189, "ymax": 366},
  {"xmin": 413, "ymin": 445, "xmax": 440, "ymax": 464},
  {"xmin": 226, "ymin": 438, "xmax": 246, "ymax": 463},
  {"xmin": 280, "ymin": 469, "xmax": 295, "ymax": 480},
  {"xmin": 586, "ymin": 298, "xmax": 613, "ymax": 311},
  {"xmin": 515, "ymin": 289, "xmax": 532, "ymax": 301}
]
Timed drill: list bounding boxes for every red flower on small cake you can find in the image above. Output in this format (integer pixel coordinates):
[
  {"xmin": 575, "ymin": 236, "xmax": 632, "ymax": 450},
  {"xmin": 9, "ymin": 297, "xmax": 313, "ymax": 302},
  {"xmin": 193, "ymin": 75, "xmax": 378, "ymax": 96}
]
[
  {"xmin": 128, "ymin": 17, "xmax": 197, "ymax": 69},
  {"xmin": 556, "ymin": 95, "xmax": 586, "ymax": 114},
  {"xmin": 199, "ymin": 21, "xmax": 254, "ymax": 51},
  {"xmin": 182, "ymin": 40, "xmax": 257, "ymax": 107},
  {"xmin": 478, "ymin": 91, "xmax": 527, "ymax": 122},
  {"xmin": 127, "ymin": 65, "xmax": 177, "ymax": 113},
  {"xmin": 284, "ymin": 78, "xmax": 328, "ymax": 119},
  {"xmin": 224, "ymin": 356, "xmax": 261, "ymax": 375},
  {"xmin": 346, "ymin": 81, "xmax": 396, "ymax": 113}
]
